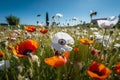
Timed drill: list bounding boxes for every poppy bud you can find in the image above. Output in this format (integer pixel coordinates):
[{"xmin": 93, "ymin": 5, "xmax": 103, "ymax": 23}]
[
  {"xmin": 74, "ymin": 48, "xmax": 79, "ymax": 52},
  {"xmin": 114, "ymin": 62, "xmax": 120, "ymax": 75},
  {"xmin": 91, "ymin": 49, "xmax": 97, "ymax": 55}
]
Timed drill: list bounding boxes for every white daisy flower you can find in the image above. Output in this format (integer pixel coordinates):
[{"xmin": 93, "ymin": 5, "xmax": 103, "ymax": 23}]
[
  {"xmin": 95, "ymin": 34, "xmax": 103, "ymax": 43},
  {"xmin": 95, "ymin": 35, "xmax": 114, "ymax": 46},
  {"xmin": 90, "ymin": 28, "xmax": 98, "ymax": 31},
  {"xmin": 103, "ymin": 39, "xmax": 113, "ymax": 47},
  {"xmin": 97, "ymin": 16, "xmax": 119, "ymax": 29},
  {"xmin": 56, "ymin": 13, "xmax": 63, "ymax": 18},
  {"xmin": 14, "ymin": 30, "xmax": 21, "ymax": 35},
  {"xmin": 51, "ymin": 32, "xmax": 74, "ymax": 52},
  {"xmin": 93, "ymin": 32, "xmax": 100, "ymax": 35}
]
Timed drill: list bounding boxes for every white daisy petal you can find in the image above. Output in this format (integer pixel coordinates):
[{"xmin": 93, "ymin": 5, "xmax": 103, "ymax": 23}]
[{"xmin": 62, "ymin": 45, "xmax": 73, "ymax": 51}]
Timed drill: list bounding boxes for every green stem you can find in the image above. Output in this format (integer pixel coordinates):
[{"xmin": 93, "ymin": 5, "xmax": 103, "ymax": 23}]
[
  {"xmin": 4, "ymin": 62, "xmax": 9, "ymax": 80},
  {"xmin": 56, "ymin": 68, "xmax": 61, "ymax": 80},
  {"xmin": 101, "ymin": 29, "xmax": 107, "ymax": 51},
  {"xmin": 108, "ymin": 51, "xmax": 118, "ymax": 67}
]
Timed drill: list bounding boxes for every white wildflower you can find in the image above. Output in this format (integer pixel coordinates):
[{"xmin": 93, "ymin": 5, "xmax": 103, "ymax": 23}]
[
  {"xmin": 97, "ymin": 16, "xmax": 119, "ymax": 29},
  {"xmin": 51, "ymin": 32, "xmax": 74, "ymax": 52}
]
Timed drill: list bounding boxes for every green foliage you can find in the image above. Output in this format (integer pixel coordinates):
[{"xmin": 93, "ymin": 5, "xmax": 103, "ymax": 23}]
[
  {"xmin": 6, "ymin": 15, "xmax": 20, "ymax": 26},
  {"xmin": 46, "ymin": 12, "xmax": 49, "ymax": 26}
]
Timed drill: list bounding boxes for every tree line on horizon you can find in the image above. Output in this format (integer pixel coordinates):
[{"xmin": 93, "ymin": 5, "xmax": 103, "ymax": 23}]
[
  {"xmin": 1, "ymin": 12, "xmax": 120, "ymax": 28},
  {"xmin": 0, "ymin": 12, "xmax": 50, "ymax": 27}
]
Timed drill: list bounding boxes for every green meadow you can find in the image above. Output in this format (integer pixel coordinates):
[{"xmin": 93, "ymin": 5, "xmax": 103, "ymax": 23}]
[{"xmin": 0, "ymin": 25, "xmax": 120, "ymax": 80}]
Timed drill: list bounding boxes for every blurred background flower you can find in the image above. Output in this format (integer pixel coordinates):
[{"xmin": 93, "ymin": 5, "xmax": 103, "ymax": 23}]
[{"xmin": 97, "ymin": 16, "xmax": 119, "ymax": 29}]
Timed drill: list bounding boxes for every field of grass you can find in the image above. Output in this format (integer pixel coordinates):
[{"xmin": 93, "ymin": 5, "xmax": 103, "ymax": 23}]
[{"xmin": 0, "ymin": 25, "xmax": 120, "ymax": 80}]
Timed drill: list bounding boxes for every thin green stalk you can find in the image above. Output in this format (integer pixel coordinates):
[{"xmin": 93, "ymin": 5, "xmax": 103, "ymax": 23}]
[
  {"xmin": 56, "ymin": 68, "xmax": 61, "ymax": 80},
  {"xmin": 4, "ymin": 61, "xmax": 9, "ymax": 80},
  {"xmin": 101, "ymin": 29, "xmax": 107, "ymax": 51},
  {"xmin": 108, "ymin": 51, "xmax": 118, "ymax": 68}
]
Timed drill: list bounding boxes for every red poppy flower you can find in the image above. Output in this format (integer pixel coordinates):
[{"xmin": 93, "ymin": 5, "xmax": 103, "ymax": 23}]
[
  {"xmin": 91, "ymin": 49, "xmax": 98, "ymax": 55},
  {"xmin": 12, "ymin": 39, "xmax": 39, "ymax": 58},
  {"xmin": 87, "ymin": 61, "xmax": 111, "ymax": 80},
  {"xmin": 0, "ymin": 51, "xmax": 4, "ymax": 57},
  {"xmin": 74, "ymin": 48, "xmax": 79, "ymax": 52},
  {"xmin": 39, "ymin": 27, "xmax": 48, "ymax": 34},
  {"xmin": 44, "ymin": 52, "xmax": 70, "ymax": 67},
  {"xmin": 115, "ymin": 62, "xmax": 120, "ymax": 75},
  {"xmin": 25, "ymin": 26, "xmax": 36, "ymax": 32}
]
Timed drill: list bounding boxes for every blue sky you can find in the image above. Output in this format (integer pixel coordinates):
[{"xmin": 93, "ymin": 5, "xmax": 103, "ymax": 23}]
[{"xmin": 0, "ymin": 0, "xmax": 120, "ymax": 26}]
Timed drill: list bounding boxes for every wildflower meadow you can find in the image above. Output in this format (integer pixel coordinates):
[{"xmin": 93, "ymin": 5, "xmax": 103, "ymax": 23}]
[{"xmin": 0, "ymin": 16, "xmax": 120, "ymax": 80}]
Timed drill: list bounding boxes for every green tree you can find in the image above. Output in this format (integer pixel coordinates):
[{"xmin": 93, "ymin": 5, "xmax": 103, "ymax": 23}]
[
  {"xmin": 46, "ymin": 12, "xmax": 49, "ymax": 26},
  {"xmin": 6, "ymin": 15, "xmax": 20, "ymax": 25}
]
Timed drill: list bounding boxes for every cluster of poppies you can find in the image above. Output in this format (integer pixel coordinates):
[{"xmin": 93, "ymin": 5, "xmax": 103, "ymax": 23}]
[
  {"xmin": 25, "ymin": 26, "xmax": 48, "ymax": 34},
  {"xmin": 9, "ymin": 31, "xmax": 120, "ymax": 80}
]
